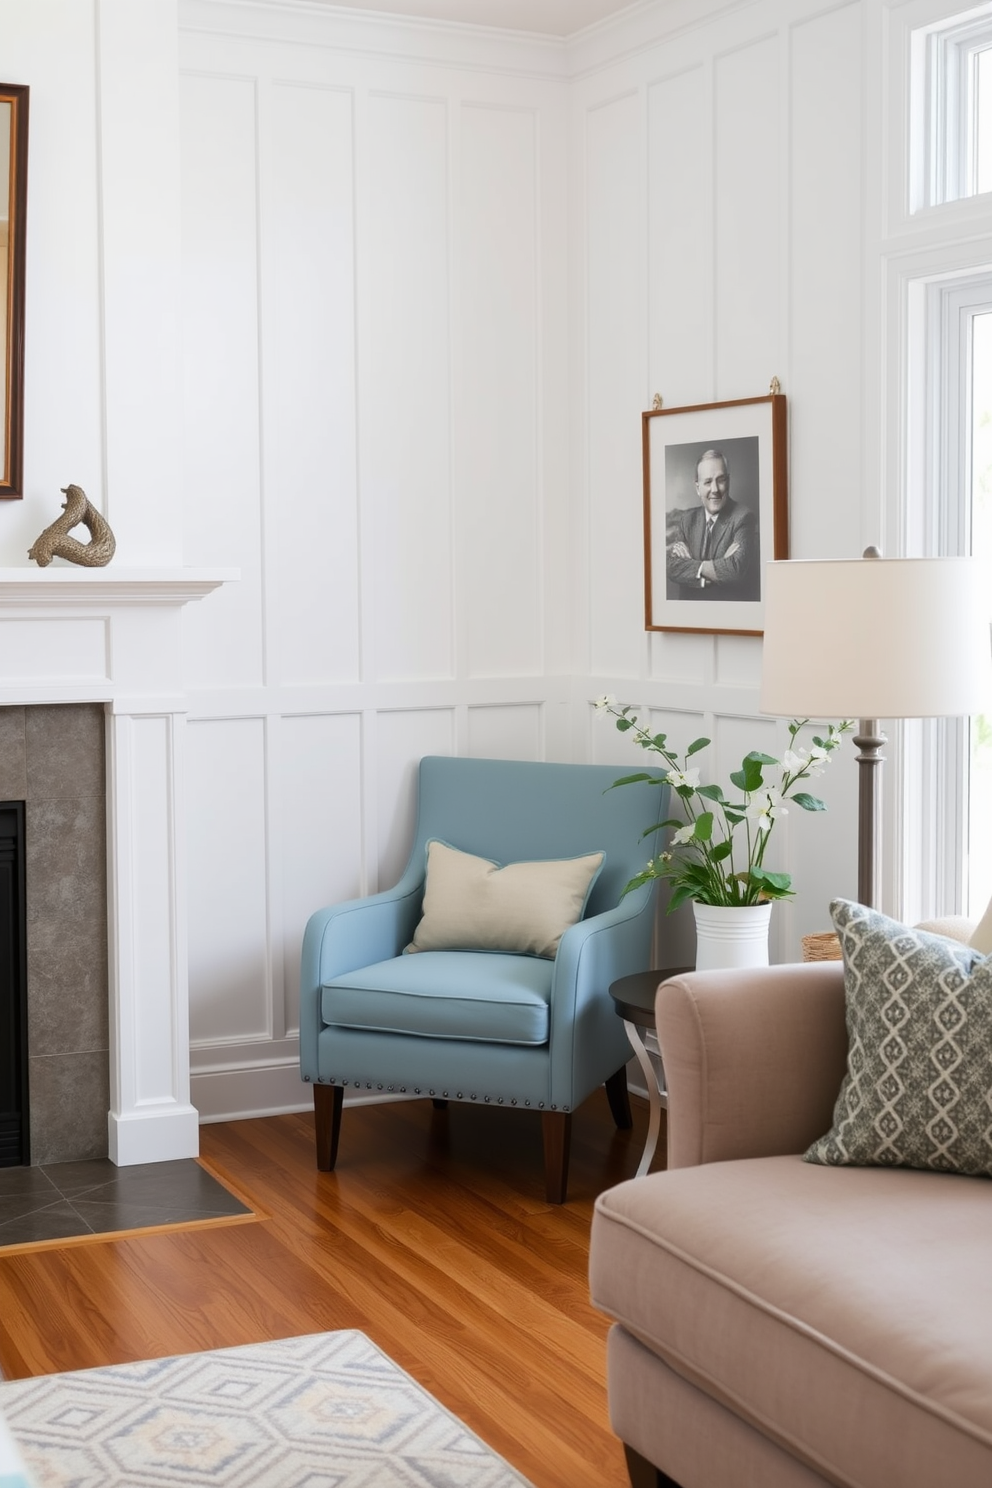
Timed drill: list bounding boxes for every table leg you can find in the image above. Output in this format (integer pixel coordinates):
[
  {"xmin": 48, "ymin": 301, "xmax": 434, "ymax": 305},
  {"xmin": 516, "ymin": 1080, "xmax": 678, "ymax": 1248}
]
[{"xmin": 624, "ymin": 1019, "xmax": 666, "ymax": 1178}]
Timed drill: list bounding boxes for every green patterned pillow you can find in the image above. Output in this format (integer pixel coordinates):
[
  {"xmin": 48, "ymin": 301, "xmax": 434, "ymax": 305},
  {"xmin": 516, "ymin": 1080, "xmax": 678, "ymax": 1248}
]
[{"xmin": 804, "ymin": 898, "xmax": 992, "ymax": 1176}]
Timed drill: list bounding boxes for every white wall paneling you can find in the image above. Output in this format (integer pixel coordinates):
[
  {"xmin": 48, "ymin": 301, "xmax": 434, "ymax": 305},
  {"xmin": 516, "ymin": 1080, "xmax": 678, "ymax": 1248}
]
[
  {"xmin": 647, "ymin": 64, "xmax": 712, "ymax": 406},
  {"xmin": 466, "ymin": 702, "xmax": 542, "ymax": 760},
  {"xmin": 362, "ymin": 90, "xmax": 454, "ymax": 683},
  {"xmin": 457, "ymin": 103, "xmax": 542, "ymax": 681},
  {"xmin": 187, "ymin": 717, "xmax": 270, "ymax": 1047},
  {"xmin": 97, "ymin": 0, "xmax": 185, "ymax": 564},
  {"xmin": 713, "ymin": 35, "xmax": 782, "ymax": 396},
  {"xmin": 172, "ymin": 10, "xmax": 571, "ymax": 1118},
  {"xmin": 267, "ymin": 82, "xmax": 361, "ymax": 688},
  {"xmin": 787, "ymin": 3, "xmax": 865, "ymax": 560},
  {"xmin": 180, "ymin": 70, "xmax": 265, "ymax": 690},
  {"xmin": 9, "ymin": 0, "xmax": 948, "ymax": 1129},
  {"xmin": 585, "ymin": 89, "xmax": 646, "ymax": 678}
]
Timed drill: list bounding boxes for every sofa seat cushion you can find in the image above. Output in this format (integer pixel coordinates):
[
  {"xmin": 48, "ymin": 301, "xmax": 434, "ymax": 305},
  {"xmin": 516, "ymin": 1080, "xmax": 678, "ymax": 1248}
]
[
  {"xmin": 321, "ymin": 951, "xmax": 552, "ymax": 1044},
  {"xmin": 591, "ymin": 1156, "xmax": 992, "ymax": 1488}
]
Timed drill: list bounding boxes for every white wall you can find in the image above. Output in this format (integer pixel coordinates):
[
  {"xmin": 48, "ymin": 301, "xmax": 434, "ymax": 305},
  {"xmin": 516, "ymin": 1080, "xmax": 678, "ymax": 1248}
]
[
  {"xmin": 175, "ymin": 1, "xmax": 574, "ymax": 1115},
  {"xmin": 573, "ymin": 0, "xmax": 867, "ymax": 967},
  {"xmin": 2, "ymin": 0, "xmax": 914, "ymax": 1122}
]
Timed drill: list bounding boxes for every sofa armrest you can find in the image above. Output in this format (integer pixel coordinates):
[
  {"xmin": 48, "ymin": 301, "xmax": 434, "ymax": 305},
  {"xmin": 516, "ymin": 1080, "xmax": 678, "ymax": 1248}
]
[{"xmin": 657, "ymin": 961, "xmax": 849, "ymax": 1169}]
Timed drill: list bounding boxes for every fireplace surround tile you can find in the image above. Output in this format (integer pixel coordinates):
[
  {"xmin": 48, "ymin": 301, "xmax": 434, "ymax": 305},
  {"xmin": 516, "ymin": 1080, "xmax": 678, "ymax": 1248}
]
[
  {"xmin": 0, "ymin": 703, "xmax": 110, "ymax": 1166},
  {"xmin": 0, "ymin": 708, "xmax": 27, "ymax": 800},
  {"xmin": 25, "ymin": 1052, "xmax": 110, "ymax": 1166},
  {"xmin": 25, "ymin": 704, "xmax": 105, "ymax": 800}
]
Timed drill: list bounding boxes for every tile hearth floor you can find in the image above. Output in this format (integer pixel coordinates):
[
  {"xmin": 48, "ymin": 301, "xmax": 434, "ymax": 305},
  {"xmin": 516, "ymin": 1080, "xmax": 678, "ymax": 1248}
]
[{"xmin": 0, "ymin": 1159, "xmax": 252, "ymax": 1250}]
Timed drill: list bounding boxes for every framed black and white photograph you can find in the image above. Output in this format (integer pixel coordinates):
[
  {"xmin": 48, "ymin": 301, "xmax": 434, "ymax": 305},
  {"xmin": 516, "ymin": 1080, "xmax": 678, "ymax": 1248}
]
[{"xmin": 642, "ymin": 392, "xmax": 788, "ymax": 635}]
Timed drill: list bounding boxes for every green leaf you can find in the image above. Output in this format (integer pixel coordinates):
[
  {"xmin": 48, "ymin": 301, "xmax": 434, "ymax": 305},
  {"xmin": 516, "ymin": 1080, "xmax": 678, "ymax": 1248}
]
[
  {"xmin": 746, "ymin": 751, "xmax": 779, "ymax": 767},
  {"xmin": 695, "ymin": 783, "xmax": 725, "ymax": 801},
  {"xmin": 750, "ymin": 868, "xmax": 792, "ymax": 891},
  {"xmin": 710, "ymin": 839, "xmax": 733, "ymax": 862},
  {"xmin": 641, "ymin": 819, "xmax": 683, "ymax": 838},
  {"xmin": 792, "ymin": 792, "xmax": 827, "ymax": 812},
  {"xmin": 738, "ymin": 756, "xmax": 765, "ymax": 791},
  {"xmin": 616, "ymin": 718, "xmax": 634, "ymax": 731},
  {"xmin": 651, "ymin": 734, "xmax": 669, "ymax": 749},
  {"xmin": 694, "ymin": 811, "xmax": 714, "ymax": 841},
  {"xmin": 666, "ymin": 882, "xmax": 698, "ymax": 912},
  {"xmin": 608, "ymin": 772, "xmax": 658, "ymax": 788},
  {"xmin": 685, "ymin": 737, "xmax": 710, "ymax": 756}
]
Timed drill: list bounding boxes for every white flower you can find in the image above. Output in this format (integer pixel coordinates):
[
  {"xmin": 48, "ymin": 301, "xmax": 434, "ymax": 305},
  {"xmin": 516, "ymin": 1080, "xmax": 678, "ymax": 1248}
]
[
  {"xmin": 781, "ymin": 748, "xmax": 808, "ymax": 770},
  {"xmin": 745, "ymin": 787, "xmax": 788, "ymax": 833},
  {"xmin": 810, "ymin": 744, "xmax": 829, "ymax": 761},
  {"xmin": 593, "ymin": 693, "xmax": 618, "ymax": 713},
  {"xmin": 666, "ymin": 767, "xmax": 700, "ymax": 790},
  {"xmin": 671, "ymin": 822, "xmax": 696, "ymax": 845}
]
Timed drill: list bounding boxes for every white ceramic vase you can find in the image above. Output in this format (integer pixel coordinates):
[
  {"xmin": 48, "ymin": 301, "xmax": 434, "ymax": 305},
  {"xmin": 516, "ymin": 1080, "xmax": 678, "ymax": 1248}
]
[{"xmin": 692, "ymin": 901, "xmax": 772, "ymax": 972}]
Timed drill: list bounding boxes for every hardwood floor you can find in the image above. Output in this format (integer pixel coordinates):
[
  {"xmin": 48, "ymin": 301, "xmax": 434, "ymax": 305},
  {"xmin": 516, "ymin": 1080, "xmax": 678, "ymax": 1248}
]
[{"xmin": 0, "ymin": 1090, "xmax": 662, "ymax": 1488}]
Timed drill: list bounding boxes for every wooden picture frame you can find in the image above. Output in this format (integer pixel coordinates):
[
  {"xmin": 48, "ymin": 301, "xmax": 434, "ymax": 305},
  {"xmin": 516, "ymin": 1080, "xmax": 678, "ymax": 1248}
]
[
  {"xmin": 642, "ymin": 392, "xmax": 788, "ymax": 635},
  {"xmin": 0, "ymin": 83, "xmax": 28, "ymax": 500}
]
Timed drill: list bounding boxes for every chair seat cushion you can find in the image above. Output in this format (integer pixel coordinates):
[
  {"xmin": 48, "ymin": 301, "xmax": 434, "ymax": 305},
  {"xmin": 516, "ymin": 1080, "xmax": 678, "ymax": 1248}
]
[
  {"xmin": 591, "ymin": 1155, "xmax": 992, "ymax": 1488},
  {"xmin": 321, "ymin": 951, "xmax": 552, "ymax": 1044}
]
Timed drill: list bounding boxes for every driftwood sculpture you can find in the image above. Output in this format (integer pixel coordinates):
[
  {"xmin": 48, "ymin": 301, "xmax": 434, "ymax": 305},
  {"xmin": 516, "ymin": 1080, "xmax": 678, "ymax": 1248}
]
[{"xmin": 28, "ymin": 484, "xmax": 116, "ymax": 568}]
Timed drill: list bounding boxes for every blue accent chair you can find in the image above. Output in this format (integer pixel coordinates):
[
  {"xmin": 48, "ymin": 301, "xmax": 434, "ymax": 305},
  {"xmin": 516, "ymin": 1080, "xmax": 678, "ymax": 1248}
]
[{"xmin": 299, "ymin": 755, "xmax": 667, "ymax": 1202}]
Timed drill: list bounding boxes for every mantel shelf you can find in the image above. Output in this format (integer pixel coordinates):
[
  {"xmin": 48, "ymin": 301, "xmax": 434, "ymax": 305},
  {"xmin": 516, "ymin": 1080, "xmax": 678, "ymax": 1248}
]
[{"xmin": 0, "ymin": 567, "xmax": 240, "ymax": 608}]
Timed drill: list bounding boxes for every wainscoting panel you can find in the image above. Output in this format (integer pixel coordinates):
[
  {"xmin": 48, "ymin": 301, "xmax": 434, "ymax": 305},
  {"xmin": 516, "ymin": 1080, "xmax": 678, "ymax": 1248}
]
[
  {"xmin": 277, "ymin": 712, "xmax": 364, "ymax": 1037},
  {"xmin": 788, "ymin": 2, "xmax": 864, "ymax": 559},
  {"xmin": 646, "ymin": 64, "xmax": 712, "ymax": 405},
  {"xmin": 363, "ymin": 92, "xmax": 454, "ymax": 684},
  {"xmin": 179, "ymin": 71, "xmax": 265, "ymax": 691},
  {"xmin": 466, "ymin": 703, "xmax": 542, "ymax": 761},
  {"xmin": 375, "ymin": 708, "xmax": 457, "ymax": 893},
  {"xmin": 267, "ymin": 82, "xmax": 361, "ymax": 688},
  {"xmin": 585, "ymin": 89, "xmax": 646, "ymax": 680},
  {"xmin": 457, "ymin": 103, "xmax": 542, "ymax": 681},
  {"xmin": 187, "ymin": 717, "xmax": 271, "ymax": 1047},
  {"xmin": 713, "ymin": 34, "xmax": 782, "ymax": 397}
]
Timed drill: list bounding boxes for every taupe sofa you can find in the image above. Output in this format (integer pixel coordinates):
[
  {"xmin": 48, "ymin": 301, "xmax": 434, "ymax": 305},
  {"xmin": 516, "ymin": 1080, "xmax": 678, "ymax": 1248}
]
[{"xmin": 589, "ymin": 961, "xmax": 992, "ymax": 1488}]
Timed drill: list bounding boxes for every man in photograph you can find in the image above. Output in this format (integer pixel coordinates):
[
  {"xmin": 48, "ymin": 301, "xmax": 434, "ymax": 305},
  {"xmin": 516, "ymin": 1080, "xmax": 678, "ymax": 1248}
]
[{"xmin": 665, "ymin": 448, "xmax": 760, "ymax": 602}]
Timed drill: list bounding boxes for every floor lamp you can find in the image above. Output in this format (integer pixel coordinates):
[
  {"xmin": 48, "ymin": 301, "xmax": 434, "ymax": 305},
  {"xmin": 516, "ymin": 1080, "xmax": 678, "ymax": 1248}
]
[{"xmin": 759, "ymin": 550, "xmax": 990, "ymax": 910}]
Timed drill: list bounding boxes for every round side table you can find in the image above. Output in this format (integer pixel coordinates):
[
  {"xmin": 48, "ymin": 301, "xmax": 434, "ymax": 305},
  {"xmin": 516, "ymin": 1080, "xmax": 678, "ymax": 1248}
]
[{"xmin": 609, "ymin": 968, "xmax": 692, "ymax": 1177}]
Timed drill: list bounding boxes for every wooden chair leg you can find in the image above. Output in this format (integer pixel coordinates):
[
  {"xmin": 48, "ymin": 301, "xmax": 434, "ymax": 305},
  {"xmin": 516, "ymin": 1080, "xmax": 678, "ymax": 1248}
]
[
  {"xmin": 623, "ymin": 1443, "xmax": 682, "ymax": 1488},
  {"xmin": 542, "ymin": 1110, "xmax": 572, "ymax": 1203},
  {"xmin": 314, "ymin": 1083, "xmax": 343, "ymax": 1171},
  {"xmin": 605, "ymin": 1065, "xmax": 633, "ymax": 1129}
]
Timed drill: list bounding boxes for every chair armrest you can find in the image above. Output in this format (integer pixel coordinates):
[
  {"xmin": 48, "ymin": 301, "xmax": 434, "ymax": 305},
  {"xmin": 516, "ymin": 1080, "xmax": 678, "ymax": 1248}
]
[
  {"xmin": 546, "ymin": 885, "xmax": 656, "ymax": 1102},
  {"xmin": 299, "ymin": 880, "xmax": 423, "ymax": 1074},
  {"xmin": 657, "ymin": 961, "xmax": 849, "ymax": 1169},
  {"xmin": 915, "ymin": 915, "xmax": 976, "ymax": 944}
]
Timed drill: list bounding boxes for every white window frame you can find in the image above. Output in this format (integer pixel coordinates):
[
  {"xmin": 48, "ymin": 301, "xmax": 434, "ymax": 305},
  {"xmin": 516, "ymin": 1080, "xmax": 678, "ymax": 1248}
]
[
  {"xmin": 900, "ymin": 269, "xmax": 992, "ymax": 922},
  {"xmin": 913, "ymin": 2, "xmax": 992, "ymax": 211}
]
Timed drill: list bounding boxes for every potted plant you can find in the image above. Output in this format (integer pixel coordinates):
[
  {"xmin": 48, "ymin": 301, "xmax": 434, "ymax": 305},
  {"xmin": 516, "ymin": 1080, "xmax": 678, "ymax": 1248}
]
[{"xmin": 594, "ymin": 696, "xmax": 852, "ymax": 968}]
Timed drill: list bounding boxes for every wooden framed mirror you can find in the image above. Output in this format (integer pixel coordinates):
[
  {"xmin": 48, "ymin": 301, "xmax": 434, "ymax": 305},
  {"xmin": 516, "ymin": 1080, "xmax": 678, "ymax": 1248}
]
[{"xmin": 0, "ymin": 84, "xmax": 28, "ymax": 500}]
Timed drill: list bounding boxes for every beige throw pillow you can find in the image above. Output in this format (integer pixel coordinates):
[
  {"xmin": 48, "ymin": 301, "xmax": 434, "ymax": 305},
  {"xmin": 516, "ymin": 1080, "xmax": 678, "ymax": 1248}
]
[{"xmin": 407, "ymin": 839, "xmax": 605, "ymax": 959}]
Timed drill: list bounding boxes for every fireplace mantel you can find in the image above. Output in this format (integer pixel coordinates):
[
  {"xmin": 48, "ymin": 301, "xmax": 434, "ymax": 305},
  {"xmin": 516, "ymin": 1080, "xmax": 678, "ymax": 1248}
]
[
  {"xmin": 0, "ymin": 567, "xmax": 237, "ymax": 607},
  {"xmin": 0, "ymin": 566, "xmax": 239, "ymax": 1165}
]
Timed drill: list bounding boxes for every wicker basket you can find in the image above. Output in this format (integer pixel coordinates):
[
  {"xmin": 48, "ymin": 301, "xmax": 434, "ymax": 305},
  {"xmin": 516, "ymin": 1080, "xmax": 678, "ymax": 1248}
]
[{"xmin": 801, "ymin": 931, "xmax": 842, "ymax": 962}]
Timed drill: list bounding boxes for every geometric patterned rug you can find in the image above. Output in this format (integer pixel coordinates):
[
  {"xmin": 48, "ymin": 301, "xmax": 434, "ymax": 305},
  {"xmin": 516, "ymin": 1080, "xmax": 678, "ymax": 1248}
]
[{"xmin": 0, "ymin": 1331, "xmax": 534, "ymax": 1487}]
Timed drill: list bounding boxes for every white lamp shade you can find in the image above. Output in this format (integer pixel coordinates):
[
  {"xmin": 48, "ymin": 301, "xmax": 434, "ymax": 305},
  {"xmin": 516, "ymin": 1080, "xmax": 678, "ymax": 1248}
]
[{"xmin": 760, "ymin": 556, "xmax": 991, "ymax": 720}]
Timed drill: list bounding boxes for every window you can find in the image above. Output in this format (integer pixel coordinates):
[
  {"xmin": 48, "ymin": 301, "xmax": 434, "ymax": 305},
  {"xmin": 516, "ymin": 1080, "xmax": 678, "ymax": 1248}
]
[
  {"xmin": 914, "ymin": 3, "xmax": 992, "ymax": 210},
  {"xmin": 967, "ymin": 309, "xmax": 992, "ymax": 912}
]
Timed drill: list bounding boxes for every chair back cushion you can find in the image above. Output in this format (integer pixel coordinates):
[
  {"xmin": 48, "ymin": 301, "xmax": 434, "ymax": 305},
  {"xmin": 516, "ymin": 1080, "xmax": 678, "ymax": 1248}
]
[
  {"xmin": 407, "ymin": 840, "xmax": 604, "ymax": 958},
  {"xmin": 401, "ymin": 756, "xmax": 667, "ymax": 918}
]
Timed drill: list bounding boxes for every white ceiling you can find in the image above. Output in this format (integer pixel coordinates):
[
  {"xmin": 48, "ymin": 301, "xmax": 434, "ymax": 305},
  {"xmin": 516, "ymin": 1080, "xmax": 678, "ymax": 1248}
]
[{"xmin": 304, "ymin": 0, "xmax": 643, "ymax": 37}]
